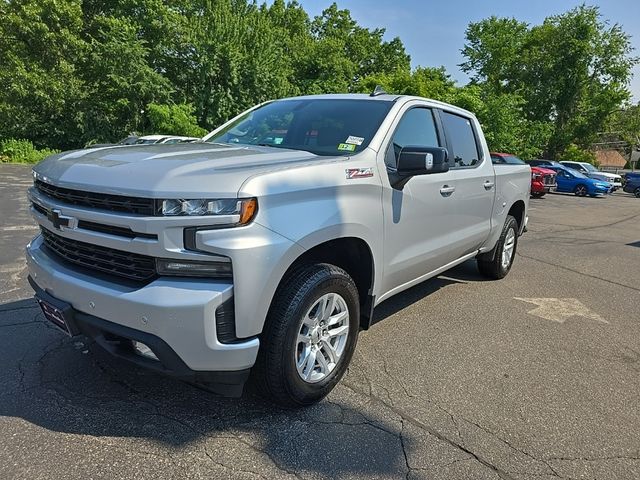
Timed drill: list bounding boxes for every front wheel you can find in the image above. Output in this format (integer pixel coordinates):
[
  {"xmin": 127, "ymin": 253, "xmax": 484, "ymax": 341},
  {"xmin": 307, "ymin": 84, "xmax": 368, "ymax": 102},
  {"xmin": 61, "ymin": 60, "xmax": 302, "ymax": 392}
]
[
  {"xmin": 574, "ymin": 184, "xmax": 588, "ymax": 196},
  {"xmin": 253, "ymin": 263, "xmax": 360, "ymax": 407},
  {"xmin": 477, "ymin": 215, "xmax": 519, "ymax": 280},
  {"xmin": 635, "ymin": 187, "xmax": 640, "ymax": 198},
  {"xmin": 531, "ymin": 192, "xmax": 545, "ymax": 198}
]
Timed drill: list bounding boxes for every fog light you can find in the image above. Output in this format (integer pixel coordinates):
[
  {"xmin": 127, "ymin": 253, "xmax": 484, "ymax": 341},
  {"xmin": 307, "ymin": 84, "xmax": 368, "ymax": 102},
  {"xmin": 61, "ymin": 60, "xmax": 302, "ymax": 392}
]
[
  {"xmin": 132, "ymin": 341, "xmax": 159, "ymax": 361},
  {"xmin": 156, "ymin": 258, "xmax": 232, "ymax": 277}
]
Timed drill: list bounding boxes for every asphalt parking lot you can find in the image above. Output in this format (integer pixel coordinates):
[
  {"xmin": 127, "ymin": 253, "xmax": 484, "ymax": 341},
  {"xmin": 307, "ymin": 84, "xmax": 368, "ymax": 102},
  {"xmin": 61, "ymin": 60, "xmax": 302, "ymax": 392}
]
[{"xmin": 1, "ymin": 163, "xmax": 639, "ymax": 480}]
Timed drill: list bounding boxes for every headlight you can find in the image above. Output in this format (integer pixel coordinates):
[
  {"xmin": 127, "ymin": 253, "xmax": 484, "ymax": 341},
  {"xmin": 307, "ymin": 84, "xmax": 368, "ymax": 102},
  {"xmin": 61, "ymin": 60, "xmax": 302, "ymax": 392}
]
[
  {"xmin": 156, "ymin": 258, "xmax": 232, "ymax": 278},
  {"xmin": 159, "ymin": 198, "xmax": 257, "ymax": 224}
]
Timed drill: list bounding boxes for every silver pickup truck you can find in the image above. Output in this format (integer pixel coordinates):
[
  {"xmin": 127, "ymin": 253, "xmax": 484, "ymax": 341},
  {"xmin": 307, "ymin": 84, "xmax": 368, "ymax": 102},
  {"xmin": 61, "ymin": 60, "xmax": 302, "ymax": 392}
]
[{"xmin": 26, "ymin": 93, "xmax": 530, "ymax": 406}]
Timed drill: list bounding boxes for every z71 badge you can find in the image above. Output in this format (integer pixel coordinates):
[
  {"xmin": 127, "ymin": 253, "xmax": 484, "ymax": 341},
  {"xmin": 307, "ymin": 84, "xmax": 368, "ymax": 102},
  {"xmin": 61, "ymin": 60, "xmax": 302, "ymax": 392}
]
[{"xmin": 345, "ymin": 167, "xmax": 374, "ymax": 179}]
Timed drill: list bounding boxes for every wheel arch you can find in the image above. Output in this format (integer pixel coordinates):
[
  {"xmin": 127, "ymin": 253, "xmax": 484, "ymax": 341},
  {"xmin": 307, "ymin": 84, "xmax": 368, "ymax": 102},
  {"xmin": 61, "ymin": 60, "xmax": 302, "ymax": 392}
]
[
  {"xmin": 272, "ymin": 236, "xmax": 376, "ymax": 331},
  {"xmin": 507, "ymin": 200, "xmax": 526, "ymax": 234}
]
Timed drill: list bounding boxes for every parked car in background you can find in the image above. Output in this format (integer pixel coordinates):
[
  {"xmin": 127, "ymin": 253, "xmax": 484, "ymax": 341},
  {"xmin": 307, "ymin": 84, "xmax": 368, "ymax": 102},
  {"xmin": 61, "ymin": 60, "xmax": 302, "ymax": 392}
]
[
  {"xmin": 622, "ymin": 175, "xmax": 640, "ymax": 197},
  {"xmin": 529, "ymin": 166, "xmax": 557, "ymax": 198},
  {"xmin": 162, "ymin": 136, "xmax": 201, "ymax": 144},
  {"xmin": 544, "ymin": 164, "xmax": 611, "ymax": 197},
  {"xmin": 526, "ymin": 159, "xmax": 562, "ymax": 168},
  {"xmin": 624, "ymin": 172, "xmax": 640, "ymax": 184},
  {"xmin": 560, "ymin": 161, "xmax": 623, "ymax": 190},
  {"xmin": 491, "ymin": 153, "xmax": 557, "ymax": 198},
  {"xmin": 85, "ymin": 135, "xmax": 139, "ymax": 149},
  {"xmin": 135, "ymin": 135, "xmax": 200, "ymax": 145}
]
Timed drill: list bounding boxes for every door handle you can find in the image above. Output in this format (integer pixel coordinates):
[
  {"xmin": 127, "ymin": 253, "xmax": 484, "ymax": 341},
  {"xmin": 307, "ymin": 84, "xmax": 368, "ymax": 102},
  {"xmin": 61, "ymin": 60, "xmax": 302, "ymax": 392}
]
[
  {"xmin": 440, "ymin": 185, "xmax": 455, "ymax": 196},
  {"xmin": 483, "ymin": 181, "xmax": 495, "ymax": 190}
]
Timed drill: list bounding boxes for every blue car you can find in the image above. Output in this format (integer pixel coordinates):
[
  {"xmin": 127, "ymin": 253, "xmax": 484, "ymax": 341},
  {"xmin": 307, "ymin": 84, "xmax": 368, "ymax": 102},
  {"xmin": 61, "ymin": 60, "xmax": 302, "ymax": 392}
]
[
  {"xmin": 623, "ymin": 175, "xmax": 640, "ymax": 198},
  {"xmin": 544, "ymin": 165, "xmax": 611, "ymax": 197}
]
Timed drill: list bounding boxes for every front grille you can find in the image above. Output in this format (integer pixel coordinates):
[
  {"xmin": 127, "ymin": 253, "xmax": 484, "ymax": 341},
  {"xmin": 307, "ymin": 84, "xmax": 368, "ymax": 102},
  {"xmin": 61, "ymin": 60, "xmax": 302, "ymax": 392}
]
[
  {"xmin": 32, "ymin": 202, "xmax": 157, "ymax": 240},
  {"xmin": 543, "ymin": 174, "xmax": 556, "ymax": 185},
  {"xmin": 35, "ymin": 180, "xmax": 157, "ymax": 216},
  {"xmin": 76, "ymin": 220, "xmax": 157, "ymax": 240},
  {"xmin": 40, "ymin": 227, "xmax": 157, "ymax": 283}
]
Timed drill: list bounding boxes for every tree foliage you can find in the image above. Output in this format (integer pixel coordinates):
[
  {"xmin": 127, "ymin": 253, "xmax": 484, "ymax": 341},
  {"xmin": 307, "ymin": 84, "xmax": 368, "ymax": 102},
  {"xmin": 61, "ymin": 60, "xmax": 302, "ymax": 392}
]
[
  {"xmin": 0, "ymin": 1, "xmax": 636, "ymax": 160},
  {"xmin": 558, "ymin": 143, "xmax": 598, "ymax": 165},
  {"xmin": 146, "ymin": 103, "xmax": 207, "ymax": 137},
  {"xmin": 461, "ymin": 6, "xmax": 638, "ymax": 158}
]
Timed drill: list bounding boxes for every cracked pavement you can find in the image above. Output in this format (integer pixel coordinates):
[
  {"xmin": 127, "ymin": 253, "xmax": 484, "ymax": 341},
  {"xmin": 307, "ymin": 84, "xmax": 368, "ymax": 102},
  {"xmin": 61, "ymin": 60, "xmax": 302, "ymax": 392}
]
[{"xmin": 1, "ymin": 164, "xmax": 640, "ymax": 479}]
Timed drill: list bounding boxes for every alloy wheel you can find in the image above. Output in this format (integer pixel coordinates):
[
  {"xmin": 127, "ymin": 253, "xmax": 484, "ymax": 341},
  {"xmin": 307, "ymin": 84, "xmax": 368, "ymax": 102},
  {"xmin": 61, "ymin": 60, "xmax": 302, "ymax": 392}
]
[
  {"xmin": 501, "ymin": 228, "xmax": 516, "ymax": 269},
  {"xmin": 295, "ymin": 292, "xmax": 350, "ymax": 384}
]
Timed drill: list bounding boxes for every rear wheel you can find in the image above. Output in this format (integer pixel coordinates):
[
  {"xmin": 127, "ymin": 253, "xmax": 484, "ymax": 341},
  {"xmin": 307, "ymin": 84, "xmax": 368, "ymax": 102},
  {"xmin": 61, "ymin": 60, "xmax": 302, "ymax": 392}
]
[
  {"xmin": 574, "ymin": 184, "xmax": 588, "ymax": 196},
  {"xmin": 477, "ymin": 215, "xmax": 518, "ymax": 280},
  {"xmin": 635, "ymin": 187, "xmax": 640, "ymax": 198},
  {"xmin": 253, "ymin": 263, "xmax": 359, "ymax": 407}
]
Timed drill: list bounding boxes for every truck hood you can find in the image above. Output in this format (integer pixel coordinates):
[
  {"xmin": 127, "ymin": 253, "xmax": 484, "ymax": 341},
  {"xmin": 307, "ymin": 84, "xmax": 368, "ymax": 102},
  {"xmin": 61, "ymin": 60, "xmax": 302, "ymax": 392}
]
[{"xmin": 33, "ymin": 143, "xmax": 333, "ymax": 198}]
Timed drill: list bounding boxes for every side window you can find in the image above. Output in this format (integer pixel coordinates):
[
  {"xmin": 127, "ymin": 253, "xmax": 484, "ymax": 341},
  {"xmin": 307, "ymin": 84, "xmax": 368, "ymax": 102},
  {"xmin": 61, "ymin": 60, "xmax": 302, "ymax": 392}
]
[
  {"xmin": 441, "ymin": 112, "xmax": 480, "ymax": 168},
  {"xmin": 385, "ymin": 108, "xmax": 439, "ymax": 168},
  {"xmin": 491, "ymin": 155, "xmax": 504, "ymax": 164}
]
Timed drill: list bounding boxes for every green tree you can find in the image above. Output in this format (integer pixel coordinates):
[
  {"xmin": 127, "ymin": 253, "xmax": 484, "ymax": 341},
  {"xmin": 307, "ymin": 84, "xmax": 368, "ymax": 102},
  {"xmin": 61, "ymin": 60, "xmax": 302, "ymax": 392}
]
[
  {"xmin": 461, "ymin": 6, "xmax": 638, "ymax": 158},
  {"xmin": 460, "ymin": 16, "xmax": 529, "ymax": 93},
  {"xmin": 606, "ymin": 103, "xmax": 640, "ymax": 148},
  {"xmin": 298, "ymin": 3, "xmax": 410, "ymax": 94},
  {"xmin": 145, "ymin": 103, "xmax": 207, "ymax": 137},
  {"xmin": 81, "ymin": 16, "xmax": 173, "ymax": 144},
  {"xmin": 0, "ymin": 0, "xmax": 87, "ymax": 149},
  {"xmin": 558, "ymin": 143, "xmax": 598, "ymax": 165}
]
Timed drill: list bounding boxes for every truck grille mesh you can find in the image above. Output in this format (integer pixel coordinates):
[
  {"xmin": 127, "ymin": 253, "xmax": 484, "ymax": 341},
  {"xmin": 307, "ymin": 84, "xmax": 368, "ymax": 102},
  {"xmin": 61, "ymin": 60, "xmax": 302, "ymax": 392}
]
[
  {"xmin": 543, "ymin": 174, "xmax": 556, "ymax": 185},
  {"xmin": 35, "ymin": 180, "xmax": 157, "ymax": 216},
  {"xmin": 40, "ymin": 227, "xmax": 157, "ymax": 283}
]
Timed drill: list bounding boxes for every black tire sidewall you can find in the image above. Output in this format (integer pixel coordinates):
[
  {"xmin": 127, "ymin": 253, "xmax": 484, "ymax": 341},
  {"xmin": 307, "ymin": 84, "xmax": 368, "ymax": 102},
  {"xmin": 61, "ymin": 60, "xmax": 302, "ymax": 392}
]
[
  {"xmin": 495, "ymin": 216, "xmax": 519, "ymax": 277},
  {"xmin": 575, "ymin": 184, "xmax": 587, "ymax": 196}
]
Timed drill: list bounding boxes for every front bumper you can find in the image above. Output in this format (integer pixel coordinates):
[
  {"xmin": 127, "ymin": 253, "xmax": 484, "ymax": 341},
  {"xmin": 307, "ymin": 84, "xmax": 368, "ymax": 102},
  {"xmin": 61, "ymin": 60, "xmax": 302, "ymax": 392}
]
[
  {"xmin": 29, "ymin": 277, "xmax": 250, "ymax": 395},
  {"xmin": 531, "ymin": 182, "xmax": 557, "ymax": 193},
  {"xmin": 26, "ymin": 235, "xmax": 260, "ymax": 377}
]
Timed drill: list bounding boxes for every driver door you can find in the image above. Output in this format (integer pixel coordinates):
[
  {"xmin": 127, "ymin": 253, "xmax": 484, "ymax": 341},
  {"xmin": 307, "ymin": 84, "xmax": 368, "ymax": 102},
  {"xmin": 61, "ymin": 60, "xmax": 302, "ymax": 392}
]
[{"xmin": 379, "ymin": 105, "xmax": 460, "ymax": 298}]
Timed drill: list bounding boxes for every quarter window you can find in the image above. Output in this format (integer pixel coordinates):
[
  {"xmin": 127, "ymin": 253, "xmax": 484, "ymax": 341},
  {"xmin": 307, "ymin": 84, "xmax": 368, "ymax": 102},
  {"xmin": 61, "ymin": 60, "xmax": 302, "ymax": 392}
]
[
  {"xmin": 441, "ymin": 112, "xmax": 480, "ymax": 168},
  {"xmin": 386, "ymin": 108, "xmax": 440, "ymax": 168}
]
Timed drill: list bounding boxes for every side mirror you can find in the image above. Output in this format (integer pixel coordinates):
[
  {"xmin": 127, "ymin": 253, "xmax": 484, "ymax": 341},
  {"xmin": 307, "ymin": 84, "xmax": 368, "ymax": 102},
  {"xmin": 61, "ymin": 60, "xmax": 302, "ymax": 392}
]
[{"xmin": 390, "ymin": 146, "xmax": 449, "ymax": 189}]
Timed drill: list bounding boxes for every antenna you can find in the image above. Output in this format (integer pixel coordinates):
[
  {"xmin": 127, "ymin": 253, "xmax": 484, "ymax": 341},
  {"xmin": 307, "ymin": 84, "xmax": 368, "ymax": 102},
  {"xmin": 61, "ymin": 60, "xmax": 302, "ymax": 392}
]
[{"xmin": 370, "ymin": 85, "xmax": 387, "ymax": 97}]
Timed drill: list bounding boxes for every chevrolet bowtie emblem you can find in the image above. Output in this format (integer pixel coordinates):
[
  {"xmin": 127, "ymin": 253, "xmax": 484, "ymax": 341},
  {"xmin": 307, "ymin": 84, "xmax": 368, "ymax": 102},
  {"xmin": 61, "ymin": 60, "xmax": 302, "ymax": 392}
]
[{"xmin": 47, "ymin": 209, "xmax": 78, "ymax": 231}]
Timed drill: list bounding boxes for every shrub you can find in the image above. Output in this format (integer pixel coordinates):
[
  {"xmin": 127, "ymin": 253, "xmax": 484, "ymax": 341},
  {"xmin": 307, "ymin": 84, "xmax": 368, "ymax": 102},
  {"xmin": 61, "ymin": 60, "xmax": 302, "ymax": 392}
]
[{"xmin": 0, "ymin": 138, "xmax": 59, "ymax": 164}]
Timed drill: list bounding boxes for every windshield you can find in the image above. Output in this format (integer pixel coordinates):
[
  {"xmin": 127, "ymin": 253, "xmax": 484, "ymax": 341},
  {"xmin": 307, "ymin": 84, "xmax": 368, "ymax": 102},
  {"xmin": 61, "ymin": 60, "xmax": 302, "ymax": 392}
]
[
  {"xmin": 136, "ymin": 138, "xmax": 163, "ymax": 144},
  {"xmin": 562, "ymin": 168, "xmax": 588, "ymax": 179},
  {"xmin": 204, "ymin": 99, "xmax": 393, "ymax": 156},
  {"xmin": 583, "ymin": 163, "xmax": 598, "ymax": 172}
]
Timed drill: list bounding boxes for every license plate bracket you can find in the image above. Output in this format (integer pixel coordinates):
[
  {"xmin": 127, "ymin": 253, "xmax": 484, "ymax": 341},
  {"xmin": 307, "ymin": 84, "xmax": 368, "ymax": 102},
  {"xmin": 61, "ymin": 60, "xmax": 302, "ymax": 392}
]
[{"xmin": 35, "ymin": 293, "xmax": 80, "ymax": 337}]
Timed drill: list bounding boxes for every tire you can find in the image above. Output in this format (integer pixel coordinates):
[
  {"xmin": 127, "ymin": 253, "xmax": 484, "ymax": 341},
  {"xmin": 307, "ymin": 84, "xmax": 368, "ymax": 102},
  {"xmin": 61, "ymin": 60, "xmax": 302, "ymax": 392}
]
[
  {"xmin": 574, "ymin": 184, "xmax": 588, "ymax": 196},
  {"xmin": 477, "ymin": 215, "xmax": 519, "ymax": 280},
  {"xmin": 531, "ymin": 192, "xmax": 545, "ymax": 198},
  {"xmin": 252, "ymin": 263, "xmax": 360, "ymax": 407},
  {"xmin": 635, "ymin": 187, "xmax": 640, "ymax": 198}
]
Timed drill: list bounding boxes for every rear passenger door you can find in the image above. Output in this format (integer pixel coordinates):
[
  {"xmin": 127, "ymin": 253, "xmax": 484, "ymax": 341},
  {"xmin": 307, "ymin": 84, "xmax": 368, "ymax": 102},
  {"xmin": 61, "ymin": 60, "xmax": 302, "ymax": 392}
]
[{"xmin": 440, "ymin": 111, "xmax": 495, "ymax": 259}]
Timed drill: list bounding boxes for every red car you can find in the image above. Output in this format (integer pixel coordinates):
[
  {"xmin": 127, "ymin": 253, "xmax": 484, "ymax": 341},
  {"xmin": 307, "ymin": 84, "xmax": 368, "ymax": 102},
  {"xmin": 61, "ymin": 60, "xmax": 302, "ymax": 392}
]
[{"xmin": 490, "ymin": 153, "xmax": 557, "ymax": 198}]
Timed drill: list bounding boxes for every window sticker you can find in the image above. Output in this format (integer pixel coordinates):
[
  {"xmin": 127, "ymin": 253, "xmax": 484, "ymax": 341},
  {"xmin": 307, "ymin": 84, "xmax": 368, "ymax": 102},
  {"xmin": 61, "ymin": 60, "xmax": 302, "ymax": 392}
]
[
  {"xmin": 338, "ymin": 143, "xmax": 357, "ymax": 152},
  {"xmin": 345, "ymin": 135, "xmax": 364, "ymax": 145}
]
